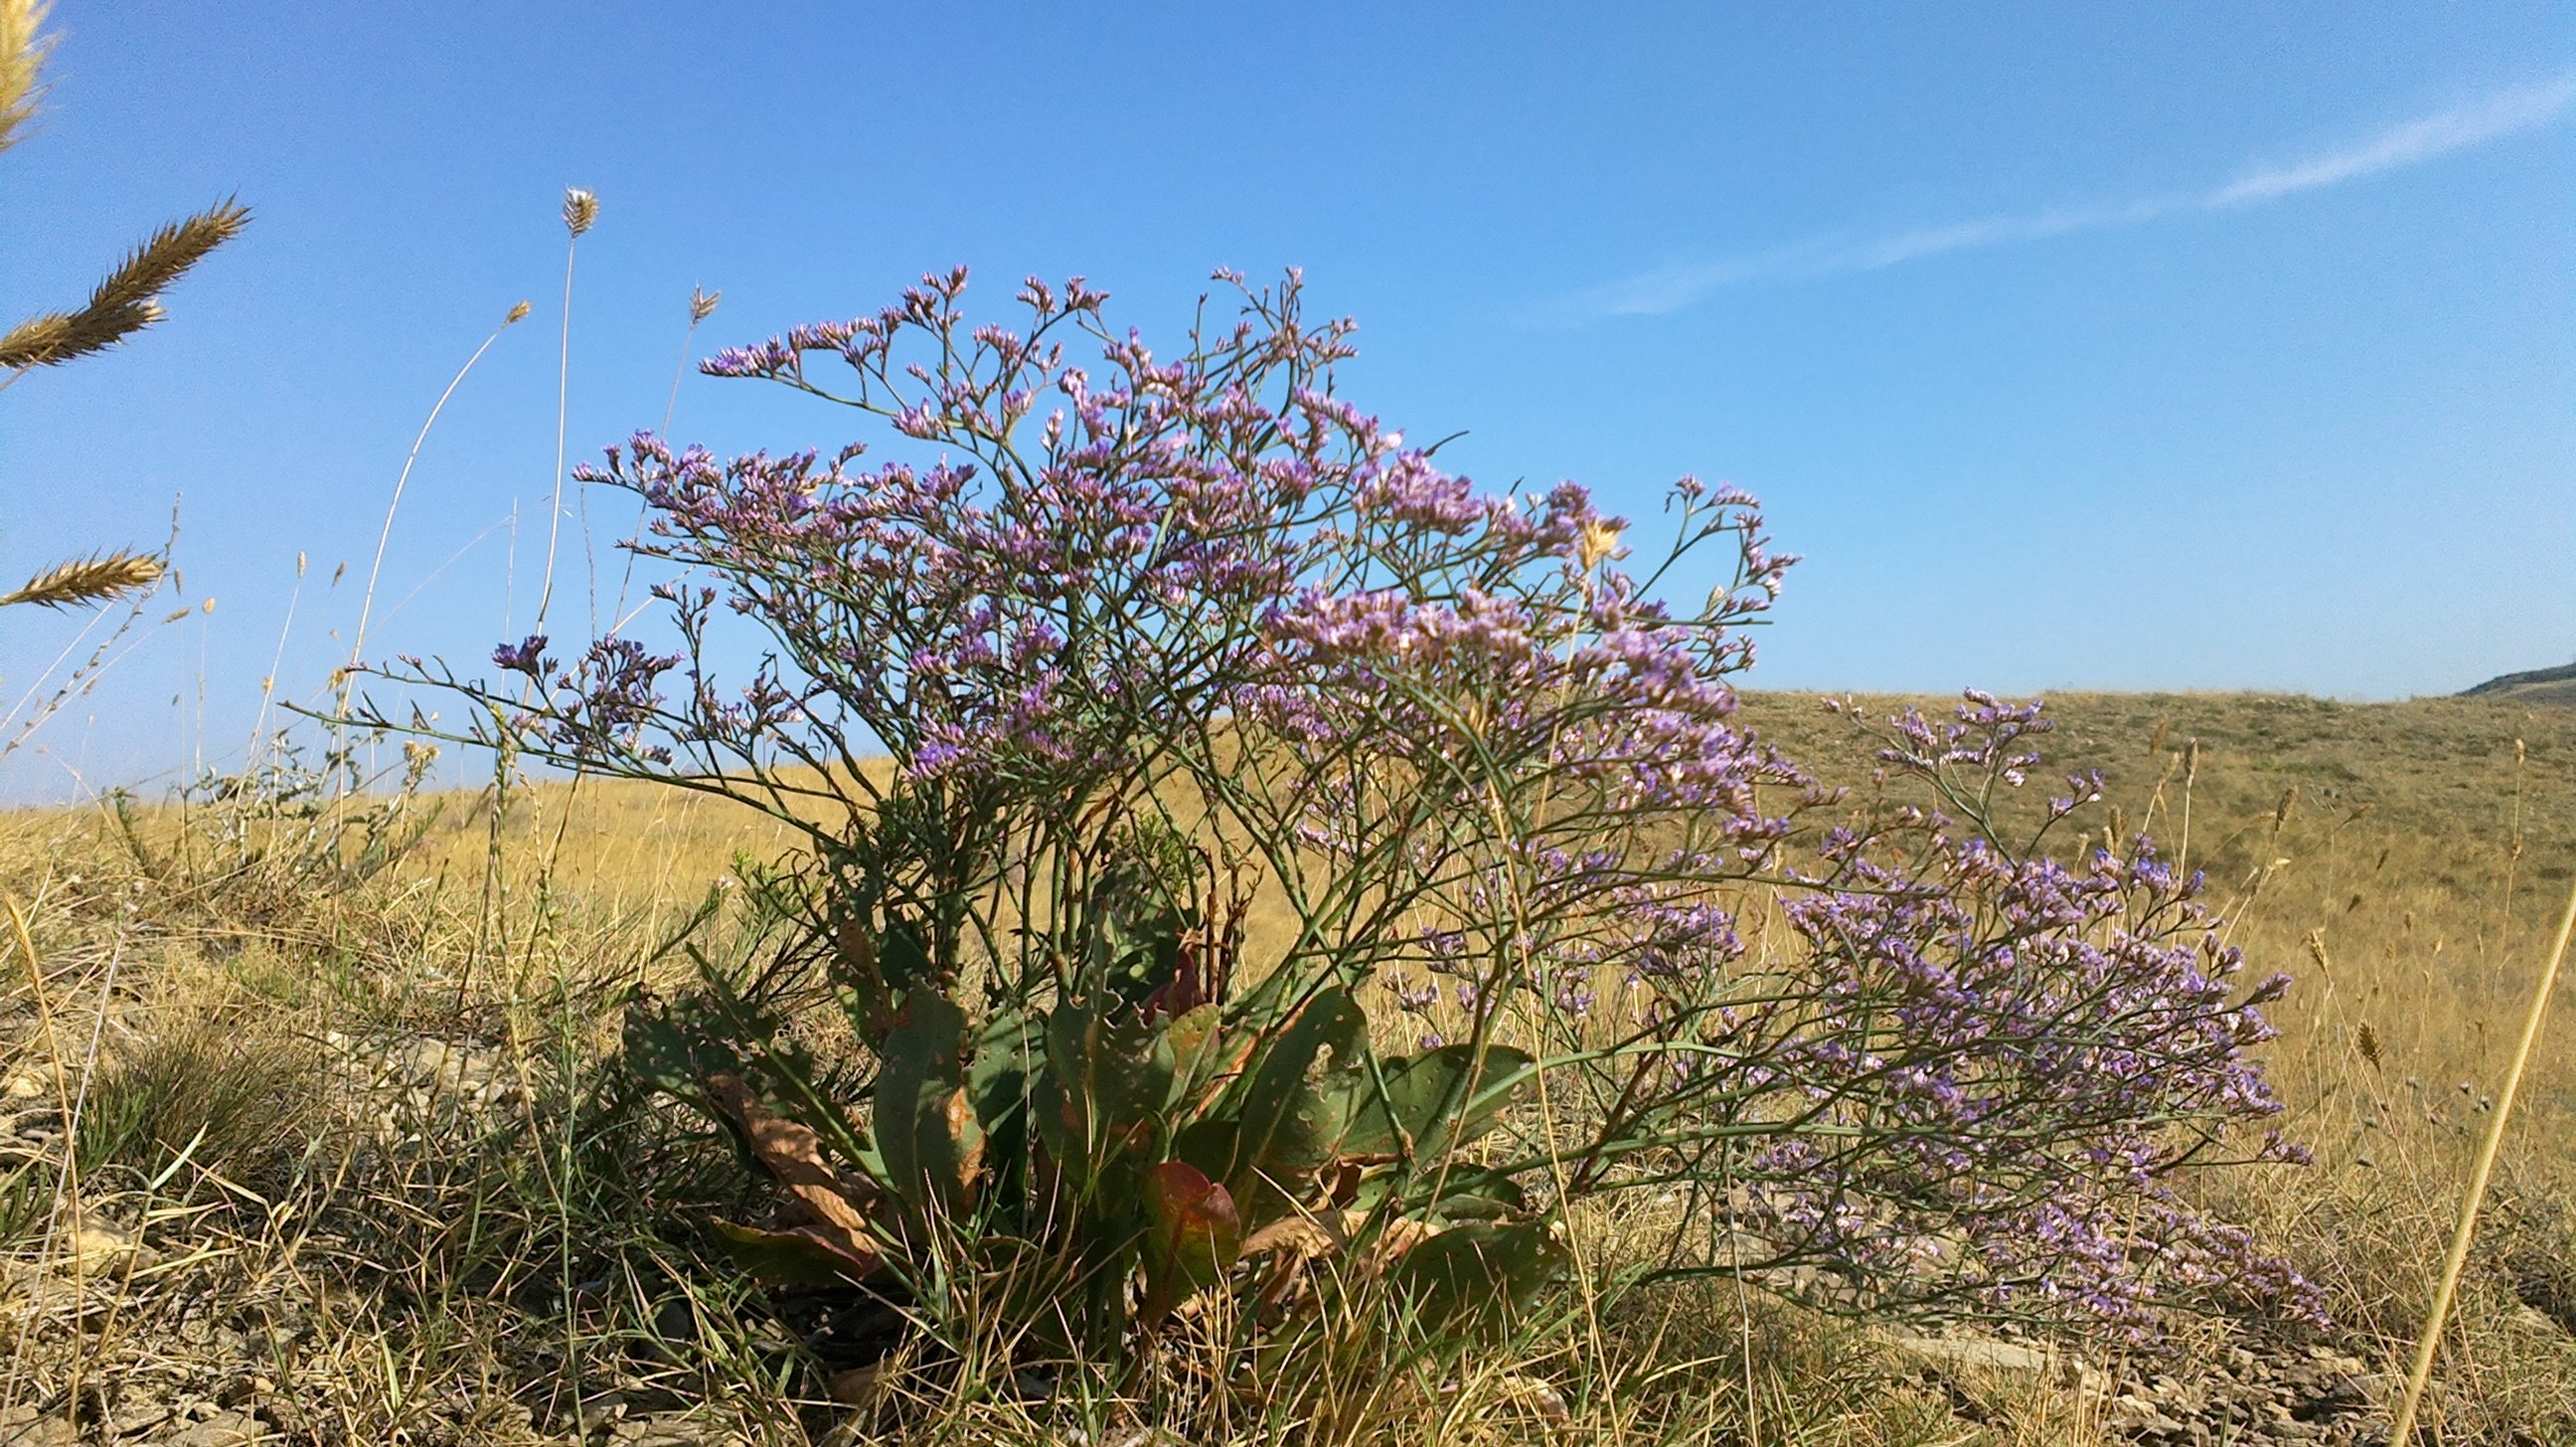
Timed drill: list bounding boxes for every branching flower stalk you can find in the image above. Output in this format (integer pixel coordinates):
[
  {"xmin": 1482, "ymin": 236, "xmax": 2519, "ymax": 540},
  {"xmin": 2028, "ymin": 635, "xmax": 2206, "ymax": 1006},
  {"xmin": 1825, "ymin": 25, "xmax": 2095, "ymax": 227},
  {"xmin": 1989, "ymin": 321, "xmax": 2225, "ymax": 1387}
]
[{"xmin": 354, "ymin": 267, "xmax": 2318, "ymax": 1365}]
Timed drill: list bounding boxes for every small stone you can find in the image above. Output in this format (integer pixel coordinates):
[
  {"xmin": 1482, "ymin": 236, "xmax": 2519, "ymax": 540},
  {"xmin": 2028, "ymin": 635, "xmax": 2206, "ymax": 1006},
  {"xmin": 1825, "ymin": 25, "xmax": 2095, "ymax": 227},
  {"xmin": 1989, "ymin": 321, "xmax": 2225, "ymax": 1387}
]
[
  {"xmin": 1491, "ymin": 1373, "xmax": 1571, "ymax": 1427},
  {"xmin": 0, "ymin": 1402, "xmax": 78, "ymax": 1447},
  {"xmin": 2109, "ymin": 1393, "xmax": 2186, "ymax": 1436},
  {"xmin": 1883, "ymin": 1331, "xmax": 2053, "ymax": 1378},
  {"xmin": 1009, "ymin": 1368, "xmax": 1055, "ymax": 1402},
  {"xmin": 162, "ymin": 1408, "xmax": 268, "ymax": 1446},
  {"xmin": 827, "ymin": 1363, "xmax": 892, "ymax": 1406},
  {"xmin": 112, "ymin": 1396, "xmax": 178, "ymax": 1436},
  {"xmin": 50, "ymin": 1217, "xmax": 160, "ymax": 1274}
]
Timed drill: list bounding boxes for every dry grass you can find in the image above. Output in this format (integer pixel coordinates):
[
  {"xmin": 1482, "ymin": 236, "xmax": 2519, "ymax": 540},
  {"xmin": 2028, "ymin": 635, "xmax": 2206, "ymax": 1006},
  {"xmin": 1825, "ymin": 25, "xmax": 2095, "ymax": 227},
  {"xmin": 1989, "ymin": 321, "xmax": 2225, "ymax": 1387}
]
[{"xmin": 0, "ymin": 690, "xmax": 2569, "ymax": 1444}]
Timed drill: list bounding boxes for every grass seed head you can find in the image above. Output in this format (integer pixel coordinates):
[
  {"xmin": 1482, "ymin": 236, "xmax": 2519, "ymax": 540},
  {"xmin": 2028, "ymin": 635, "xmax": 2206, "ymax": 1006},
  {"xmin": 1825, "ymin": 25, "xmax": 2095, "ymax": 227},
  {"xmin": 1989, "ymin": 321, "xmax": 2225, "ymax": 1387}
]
[
  {"xmin": 1, "ymin": 550, "xmax": 163, "ymax": 609},
  {"xmin": 0, "ymin": 0, "xmax": 52, "ymax": 155}
]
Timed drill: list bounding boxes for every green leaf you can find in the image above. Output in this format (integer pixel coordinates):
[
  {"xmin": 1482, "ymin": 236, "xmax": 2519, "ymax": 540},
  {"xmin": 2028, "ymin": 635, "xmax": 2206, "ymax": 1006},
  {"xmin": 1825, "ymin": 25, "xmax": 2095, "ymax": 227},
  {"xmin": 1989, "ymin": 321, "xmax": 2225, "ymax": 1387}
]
[
  {"xmin": 1336, "ymin": 1044, "xmax": 1535, "ymax": 1165},
  {"xmin": 1038, "ymin": 999, "xmax": 1175, "ymax": 1195},
  {"xmin": 1385, "ymin": 1218, "xmax": 1567, "ymax": 1335},
  {"xmin": 875, "ymin": 990, "xmax": 978, "ymax": 1210},
  {"xmin": 1079, "ymin": 852, "xmax": 1197, "ymax": 1015},
  {"xmin": 621, "ymin": 993, "xmax": 741, "ymax": 1102},
  {"xmin": 968, "ymin": 1007, "xmax": 1041, "ymax": 1199},
  {"xmin": 1222, "ymin": 988, "xmax": 1365, "ymax": 1222},
  {"xmin": 880, "ymin": 916, "xmax": 937, "ymax": 990},
  {"xmin": 1164, "ymin": 1003, "xmax": 1231, "ymax": 1098}
]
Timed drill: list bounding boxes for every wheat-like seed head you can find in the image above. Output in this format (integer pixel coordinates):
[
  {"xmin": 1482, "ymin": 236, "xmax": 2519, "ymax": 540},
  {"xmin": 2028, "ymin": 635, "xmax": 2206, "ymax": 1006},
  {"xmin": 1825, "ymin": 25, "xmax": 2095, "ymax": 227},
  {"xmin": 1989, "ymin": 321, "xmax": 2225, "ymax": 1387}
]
[
  {"xmin": 562, "ymin": 187, "xmax": 598, "ymax": 239},
  {"xmin": 505, "ymin": 299, "xmax": 532, "ymax": 325},
  {"xmin": 0, "ymin": 550, "xmax": 163, "ymax": 609},
  {"xmin": 0, "ymin": 197, "xmax": 249, "ymax": 369},
  {"xmin": 690, "ymin": 285, "xmax": 722, "ymax": 323},
  {"xmin": 0, "ymin": 0, "xmax": 50, "ymax": 156},
  {"xmin": 2355, "ymin": 1021, "xmax": 2383, "ymax": 1069},
  {"xmin": 2303, "ymin": 928, "xmax": 2332, "ymax": 979}
]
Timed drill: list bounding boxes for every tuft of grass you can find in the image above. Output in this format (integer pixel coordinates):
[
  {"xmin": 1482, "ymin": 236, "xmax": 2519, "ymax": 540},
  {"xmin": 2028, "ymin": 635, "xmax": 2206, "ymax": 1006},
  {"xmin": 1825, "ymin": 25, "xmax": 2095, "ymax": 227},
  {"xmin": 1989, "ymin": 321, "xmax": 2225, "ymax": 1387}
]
[
  {"xmin": 0, "ymin": 1160, "xmax": 44, "ymax": 1248},
  {"xmin": 73, "ymin": 1020, "xmax": 325, "ymax": 1191}
]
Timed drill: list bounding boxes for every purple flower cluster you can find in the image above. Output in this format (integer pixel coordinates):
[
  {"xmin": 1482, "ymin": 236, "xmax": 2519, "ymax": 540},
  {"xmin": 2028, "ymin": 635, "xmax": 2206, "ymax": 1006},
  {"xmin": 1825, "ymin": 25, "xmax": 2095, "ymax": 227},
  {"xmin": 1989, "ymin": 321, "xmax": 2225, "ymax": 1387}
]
[{"xmin": 1735, "ymin": 821, "xmax": 2315, "ymax": 1329}]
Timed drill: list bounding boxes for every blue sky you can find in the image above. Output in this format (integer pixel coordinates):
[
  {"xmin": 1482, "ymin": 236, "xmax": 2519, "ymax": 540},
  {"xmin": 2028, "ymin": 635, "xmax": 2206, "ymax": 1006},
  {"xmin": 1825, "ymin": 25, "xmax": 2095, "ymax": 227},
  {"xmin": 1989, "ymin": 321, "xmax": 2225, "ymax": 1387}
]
[{"xmin": 2, "ymin": 2, "xmax": 2570, "ymax": 800}]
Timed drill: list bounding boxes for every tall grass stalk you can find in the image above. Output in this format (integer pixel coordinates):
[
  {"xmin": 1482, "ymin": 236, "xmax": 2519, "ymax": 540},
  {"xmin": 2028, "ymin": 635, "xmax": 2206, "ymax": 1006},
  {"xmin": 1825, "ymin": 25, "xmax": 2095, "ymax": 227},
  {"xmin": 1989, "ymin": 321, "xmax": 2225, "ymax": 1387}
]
[
  {"xmin": 2388, "ymin": 865, "xmax": 2576, "ymax": 1445},
  {"xmin": 608, "ymin": 285, "xmax": 719, "ymax": 632},
  {"xmin": 1, "ymin": 891, "xmax": 85, "ymax": 1417},
  {"xmin": 535, "ymin": 188, "xmax": 595, "ymax": 637},
  {"xmin": 242, "ymin": 551, "xmax": 306, "ymax": 768},
  {"xmin": 345, "ymin": 302, "xmax": 530, "ymax": 712}
]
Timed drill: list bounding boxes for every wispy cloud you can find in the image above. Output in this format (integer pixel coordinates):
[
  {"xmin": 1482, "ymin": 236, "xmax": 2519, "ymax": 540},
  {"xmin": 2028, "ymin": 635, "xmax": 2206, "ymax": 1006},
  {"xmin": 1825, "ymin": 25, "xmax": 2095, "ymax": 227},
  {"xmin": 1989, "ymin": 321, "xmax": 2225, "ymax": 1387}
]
[{"xmin": 1557, "ymin": 72, "xmax": 2576, "ymax": 320}]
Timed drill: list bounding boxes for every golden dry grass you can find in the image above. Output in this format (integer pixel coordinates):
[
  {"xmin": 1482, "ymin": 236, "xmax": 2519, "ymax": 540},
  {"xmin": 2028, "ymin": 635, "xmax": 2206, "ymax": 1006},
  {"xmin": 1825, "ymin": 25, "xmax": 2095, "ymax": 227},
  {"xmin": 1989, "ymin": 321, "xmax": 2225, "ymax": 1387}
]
[{"xmin": 0, "ymin": 689, "xmax": 2569, "ymax": 1444}]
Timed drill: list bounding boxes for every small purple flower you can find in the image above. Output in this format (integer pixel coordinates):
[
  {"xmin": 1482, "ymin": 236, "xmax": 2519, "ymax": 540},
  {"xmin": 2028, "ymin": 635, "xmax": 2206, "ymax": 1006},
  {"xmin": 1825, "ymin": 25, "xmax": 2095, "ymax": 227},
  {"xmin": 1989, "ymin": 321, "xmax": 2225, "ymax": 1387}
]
[{"xmin": 492, "ymin": 634, "xmax": 550, "ymax": 677}]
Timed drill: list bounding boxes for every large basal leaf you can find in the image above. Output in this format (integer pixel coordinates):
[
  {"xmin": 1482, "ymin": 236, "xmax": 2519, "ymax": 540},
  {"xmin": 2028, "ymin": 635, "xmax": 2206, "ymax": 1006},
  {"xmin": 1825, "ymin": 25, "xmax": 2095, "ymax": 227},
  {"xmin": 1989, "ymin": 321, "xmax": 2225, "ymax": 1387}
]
[
  {"xmin": 875, "ymin": 989, "xmax": 980, "ymax": 1211},
  {"xmin": 1141, "ymin": 1160, "xmax": 1242, "ymax": 1323},
  {"xmin": 1163, "ymin": 1002, "xmax": 1226, "ymax": 1095},
  {"xmin": 1038, "ymin": 998, "xmax": 1176, "ymax": 1194},
  {"xmin": 1384, "ymin": 1217, "xmax": 1568, "ymax": 1334},
  {"xmin": 880, "ymin": 915, "xmax": 938, "ymax": 989},
  {"xmin": 968, "ymin": 1006, "xmax": 1040, "ymax": 1198},
  {"xmin": 645, "ymin": 958, "xmax": 875, "ymax": 1171},
  {"xmin": 621, "ymin": 992, "xmax": 742, "ymax": 1103},
  {"xmin": 706, "ymin": 1072, "xmax": 883, "ymax": 1259},
  {"xmin": 1082, "ymin": 850, "xmax": 1210, "ymax": 1012},
  {"xmin": 1219, "ymin": 988, "xmax": 1366, "ymax": 1223},
  {"xmin": 1336, "ymin": 1043, "xmax": 1535, "ymax": 1165}
]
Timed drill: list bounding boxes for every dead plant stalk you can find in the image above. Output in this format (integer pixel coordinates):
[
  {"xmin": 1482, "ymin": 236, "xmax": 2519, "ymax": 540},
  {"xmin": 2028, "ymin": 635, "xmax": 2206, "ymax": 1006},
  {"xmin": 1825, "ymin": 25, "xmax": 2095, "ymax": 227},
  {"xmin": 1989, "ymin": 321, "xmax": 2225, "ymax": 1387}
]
[{"xmin": 2389, "ymin": 863, "xmax": 2576, "ymax": 1444}]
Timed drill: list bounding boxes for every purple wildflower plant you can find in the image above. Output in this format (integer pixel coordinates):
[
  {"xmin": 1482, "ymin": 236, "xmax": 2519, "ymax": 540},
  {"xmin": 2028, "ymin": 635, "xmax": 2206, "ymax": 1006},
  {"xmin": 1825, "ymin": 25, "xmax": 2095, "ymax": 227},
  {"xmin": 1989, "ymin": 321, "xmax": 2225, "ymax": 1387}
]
[{"xmin": 350, "ymin": 268, "xmax": 2313, "ymax": 1340}]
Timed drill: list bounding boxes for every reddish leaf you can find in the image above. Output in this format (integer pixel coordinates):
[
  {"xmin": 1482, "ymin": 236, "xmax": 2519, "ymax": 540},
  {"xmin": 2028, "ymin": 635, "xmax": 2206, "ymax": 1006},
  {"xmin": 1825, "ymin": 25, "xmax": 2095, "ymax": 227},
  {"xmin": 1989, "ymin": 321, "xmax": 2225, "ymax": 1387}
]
[{"xmin": 1142, "ymin": 1160, "xmax": 1242, "ymax": 1323}]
